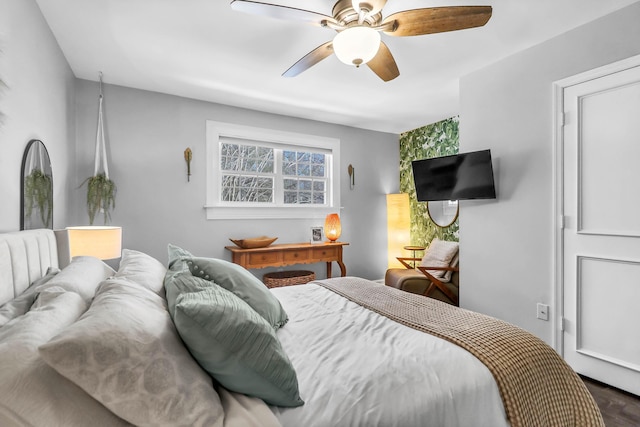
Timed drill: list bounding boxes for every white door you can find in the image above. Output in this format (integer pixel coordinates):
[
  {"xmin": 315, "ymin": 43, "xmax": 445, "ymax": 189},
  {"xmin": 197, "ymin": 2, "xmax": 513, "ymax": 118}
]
[{"xmin": 562, "ymin": 62, "xmax": 640, "ymax": 396}]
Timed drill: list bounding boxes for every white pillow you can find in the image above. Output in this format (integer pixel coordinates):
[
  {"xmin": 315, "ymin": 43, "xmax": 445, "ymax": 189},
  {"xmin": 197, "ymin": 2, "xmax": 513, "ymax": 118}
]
[
  {"xmin": 115, "ymin": 249, "xmax": 167, "ymax": 297},
  {"xmin": 39, "ymin": 277, "xmax": 224, "ymax": 427},
  {"xmin": 419, "ymin": 238, "xmax": 459, "ymax": 282},
  {"xmin": 38, "ymin": 256, "xmax": 115, "ymax": 302},
  {"xmin": 0, "ymin": 288, "xmax": 129, "ymax": 426},
  {"xmin": 0, "ymin": 267, "xmax": 59, "ymax": 326}
]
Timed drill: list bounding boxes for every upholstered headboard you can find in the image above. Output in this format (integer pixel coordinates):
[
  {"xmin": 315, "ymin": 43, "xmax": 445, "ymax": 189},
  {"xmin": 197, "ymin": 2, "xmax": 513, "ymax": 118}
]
[{"xmin": 0, "ymin": 229, "xmax": 69, "ymax": 306}]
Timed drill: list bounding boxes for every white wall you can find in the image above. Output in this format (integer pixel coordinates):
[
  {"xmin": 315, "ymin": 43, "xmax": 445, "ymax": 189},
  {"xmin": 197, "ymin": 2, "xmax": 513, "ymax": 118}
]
[
  {"xmin": 459, "ymin": 2, "xmax": 640, "ymax": 344},
  {"xmin": 73, "ymin": 80, "xmax": 399, "ymax": 280},
  {"xmin": 0, "ymin": 0, "xmax": 75, "ymax": 232}
]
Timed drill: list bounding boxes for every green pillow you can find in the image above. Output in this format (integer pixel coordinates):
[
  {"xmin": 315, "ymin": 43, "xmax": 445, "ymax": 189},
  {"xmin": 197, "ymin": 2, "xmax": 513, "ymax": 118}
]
[
  {"xmin": 164, "ymin": 273, "xmax": 210, "ymax": 318},
  {"xmin": 164, "ymin": 244, "xmax": 195, "ymax": 304},
  {"xmin": 172, "ymin": 286, "xmax": 304, "ymax": 407},
  {"xmin": 187, "ymin": 257, "xmax": 288, "ymax": 329},
  {"xmin": 167, "ymin": 243, "xmax": 194, "ymax": 270}
]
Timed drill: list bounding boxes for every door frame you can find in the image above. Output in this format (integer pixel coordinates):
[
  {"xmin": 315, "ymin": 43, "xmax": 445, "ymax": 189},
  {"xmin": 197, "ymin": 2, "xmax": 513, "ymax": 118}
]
[{"xmin": 552, "ymin": 53, "xmax": 640, "ymax": 355}]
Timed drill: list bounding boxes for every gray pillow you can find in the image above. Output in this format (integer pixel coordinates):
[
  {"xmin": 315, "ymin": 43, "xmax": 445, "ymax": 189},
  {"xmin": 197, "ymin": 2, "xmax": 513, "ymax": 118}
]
[
  {"xmin": 38, "ymin": 256, "xmax": 115, "ymax": 302},
  {"xmin": 0, "ymin": 267, "xmax": 59, "ymax": 326},
  {"xmin": 171, "ymin": 285, "xmax": 303, "ymax": 408},
  {"xmin": 0, "ymin": 287, "xmax": 129, "ymax": 426},
  {"xmin": 115, "ymin": 249, "xmax": 167, "ymax": 296},
  {"xmin": 39, "ymin": 277, "xmax": 224, "ymax": 427},
  {"xmin": 187, "ymin": 256, "xmax": 288, "ymax": 329}
]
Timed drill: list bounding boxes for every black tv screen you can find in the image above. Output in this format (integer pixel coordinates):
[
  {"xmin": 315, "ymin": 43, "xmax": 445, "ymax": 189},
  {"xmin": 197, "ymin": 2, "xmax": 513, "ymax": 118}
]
[{"xmin": 412, "ymin": 149, "xmax": 496, "ymax": 201}]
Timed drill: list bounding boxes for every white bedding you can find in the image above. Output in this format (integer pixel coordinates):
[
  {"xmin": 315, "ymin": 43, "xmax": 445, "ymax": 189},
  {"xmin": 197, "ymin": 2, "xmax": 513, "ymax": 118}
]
[{"xmin": 271, "ymin": 283, "xmax": 509, "ymax": 427}]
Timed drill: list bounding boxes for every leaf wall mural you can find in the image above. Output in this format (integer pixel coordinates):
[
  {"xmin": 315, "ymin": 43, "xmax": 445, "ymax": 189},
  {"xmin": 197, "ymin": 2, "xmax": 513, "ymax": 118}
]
[{"xmin": 399, "ymin": 116, "xmax": 459, "ymax": 247}]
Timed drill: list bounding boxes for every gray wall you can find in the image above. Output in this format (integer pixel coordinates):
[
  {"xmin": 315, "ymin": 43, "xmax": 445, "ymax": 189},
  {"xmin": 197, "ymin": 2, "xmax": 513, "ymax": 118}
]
[
  {"xmin": 0, "ymin": 0, "xmax": 76, "ymax": 232},
  {"xmin": 459, "ymin": 2, "xmax": 640, "ymax": 344},
  {"xmin": 73, "ymin": 80, "xmax": 399, "ymax": 280}
]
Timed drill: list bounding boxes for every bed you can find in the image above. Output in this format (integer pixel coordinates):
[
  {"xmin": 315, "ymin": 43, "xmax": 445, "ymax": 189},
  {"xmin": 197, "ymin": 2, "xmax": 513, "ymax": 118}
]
[{"xmin": 0, "ymin": 229, "xmax": 604, "ymax": 427}]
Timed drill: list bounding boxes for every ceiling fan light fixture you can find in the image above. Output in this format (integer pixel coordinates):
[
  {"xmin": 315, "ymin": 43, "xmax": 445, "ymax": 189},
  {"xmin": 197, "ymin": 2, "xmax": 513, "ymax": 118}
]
[{"xmin": 333, "ymin": 26, "xmax": 381, "ymax": 67}]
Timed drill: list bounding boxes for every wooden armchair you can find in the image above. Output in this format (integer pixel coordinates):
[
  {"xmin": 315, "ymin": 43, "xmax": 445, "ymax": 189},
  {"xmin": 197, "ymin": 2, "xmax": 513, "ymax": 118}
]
[{"xmin": 385, "ymin": 239, "xmax": 460, "ymax": 306}]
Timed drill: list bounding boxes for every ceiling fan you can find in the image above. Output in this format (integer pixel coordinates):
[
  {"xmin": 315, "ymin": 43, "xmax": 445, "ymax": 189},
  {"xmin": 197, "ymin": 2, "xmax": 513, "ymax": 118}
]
[{"xmin": 230, "ymin": 0, "xmax": 492, "ymax": 82}]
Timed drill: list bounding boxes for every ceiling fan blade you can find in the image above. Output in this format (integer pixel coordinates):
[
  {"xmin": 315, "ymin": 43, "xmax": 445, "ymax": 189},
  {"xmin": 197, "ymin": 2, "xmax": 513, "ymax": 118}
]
[
  {"xmin": 283, "ymin": 41, "xmax": 334, "ymax": 78},
  {"xmin": 230, "ymin": 0, "xmax": 338, "ymax": 27},
  {"xmin": 382, "ymin": 6, "xmax": 492, "ymax": 37},
  {"xmin": 367, "ymin": 42, "xmax": 399, "ymax": 82}
]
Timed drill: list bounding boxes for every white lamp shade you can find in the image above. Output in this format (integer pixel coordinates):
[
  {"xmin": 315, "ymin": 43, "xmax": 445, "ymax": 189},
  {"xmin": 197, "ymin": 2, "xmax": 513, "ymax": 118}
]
[
  {"xmin": 333, "ymin": 26, "xmax": 381, "ymax": 66},
  {"xmin": 66, "ymin": 226, "xmax": 122, "ymax": 260}
]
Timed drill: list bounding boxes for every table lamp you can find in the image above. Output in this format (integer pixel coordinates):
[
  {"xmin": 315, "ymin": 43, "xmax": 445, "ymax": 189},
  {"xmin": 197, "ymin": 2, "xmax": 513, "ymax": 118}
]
[
  {"xmin": 324, "ymin": 213, "xmax": 342, "ymax": 242},
  {"xmin": 66, "ymin": 226, "xmax": 122, "ymax": 260}
]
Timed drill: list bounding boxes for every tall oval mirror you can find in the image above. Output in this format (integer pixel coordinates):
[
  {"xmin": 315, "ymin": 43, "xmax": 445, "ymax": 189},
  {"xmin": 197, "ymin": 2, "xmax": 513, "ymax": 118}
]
[
  {"xmin": 21, "ymin": 139, "xmax": 53, "ymax": 230},
  {"xmin": 427, "ymin": 200, "xmax": 459, "ymax": 228}
]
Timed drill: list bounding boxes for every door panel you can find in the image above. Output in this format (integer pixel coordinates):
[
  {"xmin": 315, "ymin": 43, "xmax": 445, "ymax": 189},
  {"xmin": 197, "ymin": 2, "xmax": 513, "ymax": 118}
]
[{"xmin": 562, "ymin": 64, "xmax": 640, "ymax": 396}]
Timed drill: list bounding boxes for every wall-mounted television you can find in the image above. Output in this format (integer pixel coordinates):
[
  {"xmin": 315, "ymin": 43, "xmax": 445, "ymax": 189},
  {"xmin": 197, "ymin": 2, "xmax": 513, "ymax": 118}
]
[{"xmin": 411, "ymin": 149, "xmax": 496, "ymax": 201}]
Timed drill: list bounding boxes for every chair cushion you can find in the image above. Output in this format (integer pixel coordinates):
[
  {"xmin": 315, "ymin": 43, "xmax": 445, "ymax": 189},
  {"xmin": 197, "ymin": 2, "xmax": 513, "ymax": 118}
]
[{"xmin": 419, "ymin": 238, "xmax": 459, "ymax": 282}]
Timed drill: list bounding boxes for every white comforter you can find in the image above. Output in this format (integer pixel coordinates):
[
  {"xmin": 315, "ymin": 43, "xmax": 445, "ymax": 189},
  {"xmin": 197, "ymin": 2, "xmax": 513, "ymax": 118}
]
[{"xmin": 270, "ymin": 282, "xmax": 509, "ymax": 427}]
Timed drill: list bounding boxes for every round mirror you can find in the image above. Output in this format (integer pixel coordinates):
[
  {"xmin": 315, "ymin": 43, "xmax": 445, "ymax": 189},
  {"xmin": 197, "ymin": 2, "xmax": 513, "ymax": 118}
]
[
  {"xmin": 21, "ymin": 139, "xmax": 53, "ymax": 230},
  {"xmin": 427, "ymin": 200, "xmax": 459, "ymax": 228}
]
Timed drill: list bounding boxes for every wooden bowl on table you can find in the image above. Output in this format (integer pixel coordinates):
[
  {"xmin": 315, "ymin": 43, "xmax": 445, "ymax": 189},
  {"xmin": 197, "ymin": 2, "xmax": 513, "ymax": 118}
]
[{"xmin": 229, "ymin": 236, "xmax": 278, "ymax": 249}]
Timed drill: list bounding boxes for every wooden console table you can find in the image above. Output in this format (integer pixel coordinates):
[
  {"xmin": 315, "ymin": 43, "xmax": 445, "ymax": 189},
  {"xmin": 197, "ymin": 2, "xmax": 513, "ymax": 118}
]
[{"xmin": 225, "ymin": 242, "xmax": 349, "ymax": 278}]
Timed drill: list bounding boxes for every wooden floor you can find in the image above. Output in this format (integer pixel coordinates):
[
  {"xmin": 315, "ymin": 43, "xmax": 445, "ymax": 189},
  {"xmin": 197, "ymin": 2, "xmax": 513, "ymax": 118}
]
[{"xmin": 582, "ymin": 377, "xmax": 640, "ymax": 427}]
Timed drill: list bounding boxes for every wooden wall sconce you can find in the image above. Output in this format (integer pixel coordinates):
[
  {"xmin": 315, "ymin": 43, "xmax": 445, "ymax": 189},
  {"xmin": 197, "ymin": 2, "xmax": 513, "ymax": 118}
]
[{"xmin": 184, "ymin": 148, "xmax": 192, "ymax": 182}]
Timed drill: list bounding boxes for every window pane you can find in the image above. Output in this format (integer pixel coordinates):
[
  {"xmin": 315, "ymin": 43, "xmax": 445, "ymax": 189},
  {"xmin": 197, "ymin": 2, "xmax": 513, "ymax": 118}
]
[
  {"xmin": 284, "ymin": 179, "xmax": 297, "ymax": 190},
  {"xmin": 313, "ymin": 181, "xmax": 325, "ymax": 192},
  {"xmin": 311, "ymin": 153, "xmax": 325, "ymax": 164},
  {"xmin": 313, "ymin": 192, "xmax": 325, "ymax": 204},
  {"xmin": 299, "ymin": 180, "xmax": 312, "ymax": 191},
  {"xmin": 222, "ymin": 174, "xmax": 273, "ymax": 203},
  {"xmin": 256, "ymin": 189, "xmax": 272, "ymax": 202},
  {"xmin": 284, "ymin": 192, "xmax": 297, "ymax": 204},
  {"xmin": 299, "ymin": 192, "xmax": 311, "ymax": 204},
  {"xmin": 221, "ymin": 143, "xmax": 274, "ymax": 173},
  {"xmin": 297, "ymin": 164, "xmax": 310, "ymax": 176},
  {"xmin": 283, "ymin": 163, "xmax": 296, "ymax": 176},
  {"xmin": 283, "ymin": 151, "xmax": 296, "ymax": 163},
  {"xmin": 311, "ymin": 165, "xmax": 325, "ymax": 177}
]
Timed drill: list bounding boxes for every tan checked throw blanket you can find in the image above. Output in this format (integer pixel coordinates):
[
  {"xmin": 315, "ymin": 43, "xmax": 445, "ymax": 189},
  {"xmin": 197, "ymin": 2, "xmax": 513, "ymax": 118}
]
[{"xmin": 315, "ymin": 277, "xmax": 604, "ymax": 427}]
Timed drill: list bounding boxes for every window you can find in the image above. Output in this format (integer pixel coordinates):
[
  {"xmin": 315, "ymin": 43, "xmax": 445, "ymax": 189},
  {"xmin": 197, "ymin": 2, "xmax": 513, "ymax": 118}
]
[{"xmin": 206, "ymin": 121, "xmax": 340, "ymax": 219}]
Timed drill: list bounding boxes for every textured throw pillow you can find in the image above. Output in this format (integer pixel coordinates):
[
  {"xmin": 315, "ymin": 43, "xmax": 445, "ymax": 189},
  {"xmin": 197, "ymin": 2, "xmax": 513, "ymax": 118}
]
[
  {"xmin": 167, "ymin": 243, "xmax": 194, "ymax": 269},
  {"xmin": 164, "ymin": 272, "xmax": 212, "ymax": 319},
  {"xmin": 419, "ymin": 238, "xmax": 459, "ymax": 282},
  {"xmin": 37, "ymin": 256, "xmax": 115, "ymax": 302},
  {"xmin": 0, "ymin": 267, "xmax": 59, "ymax": 326},
  {"xmin": 39, "ymin": 277, "xmax": 224, "ymax": 427},
  {"xmin": 115, "ymin": 249, "xmax": 167, "ymax": 296},
  {"xmin": 0, "ymin": 288, "xmax": 129, "ymax": 426},
  {"xmin": 171, "ymin": 285, "xmax": 303, "ymax": 407},
  {"xmin": 187, "ymin": 257, "xmax": 288, "ymax": 329}
]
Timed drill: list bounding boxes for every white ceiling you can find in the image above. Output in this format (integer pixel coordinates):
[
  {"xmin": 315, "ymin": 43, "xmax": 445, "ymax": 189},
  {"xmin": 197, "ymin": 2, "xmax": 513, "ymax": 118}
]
[{"xmin": 36, "ymin": 0, "xmax": 638, "ymax": 134}]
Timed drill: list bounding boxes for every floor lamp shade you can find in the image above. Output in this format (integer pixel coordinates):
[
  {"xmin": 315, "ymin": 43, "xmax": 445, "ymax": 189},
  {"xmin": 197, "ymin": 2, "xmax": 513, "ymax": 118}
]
[
  {"xmin": 66, "ymin": 226, "xmax": 122, "ymax": 260},
  {"xmin": 324, "ymin": 213, "xmax": 342, "ymax": 242},
  {"xmin": 386, "ymin": 193, "xmax": 410, "ymax": 269}
]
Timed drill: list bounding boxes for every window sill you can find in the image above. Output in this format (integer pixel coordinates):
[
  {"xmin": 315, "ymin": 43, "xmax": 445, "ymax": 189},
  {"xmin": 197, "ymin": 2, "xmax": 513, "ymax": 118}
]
[{"xmin": 204, "ymin": 205, "xmax": 339, "ymax": 220}]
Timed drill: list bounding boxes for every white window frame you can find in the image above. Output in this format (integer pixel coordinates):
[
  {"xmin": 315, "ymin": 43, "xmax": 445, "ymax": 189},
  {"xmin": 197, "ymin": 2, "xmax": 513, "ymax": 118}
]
[{"xmin": 205, "ymin": 121, "xmax": 341, "ymax": 220}]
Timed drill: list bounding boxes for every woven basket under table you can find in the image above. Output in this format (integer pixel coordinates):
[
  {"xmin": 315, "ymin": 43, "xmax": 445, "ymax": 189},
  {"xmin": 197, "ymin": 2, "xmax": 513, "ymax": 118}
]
[{"xmin": 263, "ymin": 270, "xmax": 315, "ymax": 288}]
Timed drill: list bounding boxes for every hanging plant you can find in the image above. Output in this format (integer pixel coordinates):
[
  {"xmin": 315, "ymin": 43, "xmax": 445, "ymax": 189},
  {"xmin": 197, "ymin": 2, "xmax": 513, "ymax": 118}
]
[
  {"xmin": 81, "ymin": 173, "xmax": 116, "ymax": 225},
  {"xmin": 24, "ymin": 168, "xmax": 53, "ymax": 227},
  {"xmin": 82, "ymin": 72, "xmax": 116, "ymax": 225}
]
